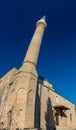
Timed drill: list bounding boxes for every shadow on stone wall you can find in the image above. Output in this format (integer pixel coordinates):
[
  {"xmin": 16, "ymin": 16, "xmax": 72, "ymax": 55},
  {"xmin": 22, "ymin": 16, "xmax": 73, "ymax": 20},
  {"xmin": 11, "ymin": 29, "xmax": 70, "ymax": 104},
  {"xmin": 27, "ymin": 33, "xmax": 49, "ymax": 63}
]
[
  {"xmin": 34, "ymin": 82, "xmax": 40, "ymax": 129},
  {"xmin": 34, "ymin": 75, "xmax": 56, "ymax": 130},
  {"xmin": 45, "ymin": 97, "xmax": 56, "ymax": 130}
]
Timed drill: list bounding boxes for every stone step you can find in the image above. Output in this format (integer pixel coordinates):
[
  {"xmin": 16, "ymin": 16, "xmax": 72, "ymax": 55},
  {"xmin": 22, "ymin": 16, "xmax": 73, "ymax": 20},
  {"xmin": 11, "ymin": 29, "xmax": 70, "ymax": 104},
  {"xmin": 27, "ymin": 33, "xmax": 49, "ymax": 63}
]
[{"xmin": 56, "ymin": 126, "xmax": 74, "ymax": 130}]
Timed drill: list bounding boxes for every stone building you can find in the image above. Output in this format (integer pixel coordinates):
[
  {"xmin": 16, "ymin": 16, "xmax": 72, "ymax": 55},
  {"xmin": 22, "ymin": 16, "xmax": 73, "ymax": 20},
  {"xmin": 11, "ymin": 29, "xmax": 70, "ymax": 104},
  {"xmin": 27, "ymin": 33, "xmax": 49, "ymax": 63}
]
[{"xmin": 0, "ymin": 17, "xmax": 76, "ymax": 130}]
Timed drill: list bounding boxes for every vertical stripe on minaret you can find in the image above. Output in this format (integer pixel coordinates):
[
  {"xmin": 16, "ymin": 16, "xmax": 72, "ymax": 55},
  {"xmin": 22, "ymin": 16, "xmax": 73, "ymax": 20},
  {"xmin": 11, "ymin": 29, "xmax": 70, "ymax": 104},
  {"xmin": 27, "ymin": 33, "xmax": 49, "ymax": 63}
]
[{"xmin": 23, "ymin": 16, "xmax": 47, "ymax": 67}]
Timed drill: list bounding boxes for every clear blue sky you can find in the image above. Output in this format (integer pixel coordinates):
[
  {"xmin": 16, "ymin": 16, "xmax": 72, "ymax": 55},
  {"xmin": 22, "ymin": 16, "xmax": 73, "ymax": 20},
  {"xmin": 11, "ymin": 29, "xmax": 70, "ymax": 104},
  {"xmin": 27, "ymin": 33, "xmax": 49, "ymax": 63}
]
[{"xmin": 0, "ymin": 0, "xmax": 76, "ymax": 105}]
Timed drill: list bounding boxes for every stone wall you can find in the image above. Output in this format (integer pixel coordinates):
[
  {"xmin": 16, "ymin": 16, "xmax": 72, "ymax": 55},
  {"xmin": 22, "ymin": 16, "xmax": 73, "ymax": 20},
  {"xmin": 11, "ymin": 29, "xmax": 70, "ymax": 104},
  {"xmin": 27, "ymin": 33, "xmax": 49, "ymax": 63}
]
[{"xmin": 37, "ymin": 76, "xmax": 76, "ymax": 130}]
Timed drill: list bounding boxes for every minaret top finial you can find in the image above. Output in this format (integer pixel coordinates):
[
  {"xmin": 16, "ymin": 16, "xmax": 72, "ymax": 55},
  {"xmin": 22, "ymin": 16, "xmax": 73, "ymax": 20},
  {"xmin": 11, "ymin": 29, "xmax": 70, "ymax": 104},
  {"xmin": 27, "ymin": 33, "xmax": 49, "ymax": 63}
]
[{"xmin": 42, "ymin": 15, "xmax": 46, "ymax": 20}]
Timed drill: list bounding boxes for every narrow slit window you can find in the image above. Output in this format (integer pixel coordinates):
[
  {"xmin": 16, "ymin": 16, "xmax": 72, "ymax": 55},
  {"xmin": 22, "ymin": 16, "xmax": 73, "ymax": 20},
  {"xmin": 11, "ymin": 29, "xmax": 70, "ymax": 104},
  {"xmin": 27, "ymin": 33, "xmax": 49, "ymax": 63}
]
[{"xmin": 70, "ymin": 114, "xmax": 72, "ymax": 121}]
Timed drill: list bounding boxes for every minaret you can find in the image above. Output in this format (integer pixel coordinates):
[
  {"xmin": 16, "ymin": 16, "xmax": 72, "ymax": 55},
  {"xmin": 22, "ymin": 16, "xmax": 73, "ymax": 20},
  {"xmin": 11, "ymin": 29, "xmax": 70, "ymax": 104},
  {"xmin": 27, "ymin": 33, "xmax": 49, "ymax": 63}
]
[
  {"xmin": 13, "ymin": 16, "xmax": 47, "ymax": 129},
  {"xmin": 20, "ymin": 16, "xmax": 47, "ymax": 75},
  {"xmin": 23, "ymin": 16, "xmax": 47, "ymax": 67}
]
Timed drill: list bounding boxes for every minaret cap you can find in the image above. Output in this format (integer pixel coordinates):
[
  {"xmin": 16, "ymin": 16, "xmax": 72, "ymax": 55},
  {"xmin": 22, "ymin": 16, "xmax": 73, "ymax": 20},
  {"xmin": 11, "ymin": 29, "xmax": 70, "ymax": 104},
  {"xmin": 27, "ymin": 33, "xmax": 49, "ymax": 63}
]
[{"xmin": 36, "ymin": 16, "xmax": 47, "ymax": 29}]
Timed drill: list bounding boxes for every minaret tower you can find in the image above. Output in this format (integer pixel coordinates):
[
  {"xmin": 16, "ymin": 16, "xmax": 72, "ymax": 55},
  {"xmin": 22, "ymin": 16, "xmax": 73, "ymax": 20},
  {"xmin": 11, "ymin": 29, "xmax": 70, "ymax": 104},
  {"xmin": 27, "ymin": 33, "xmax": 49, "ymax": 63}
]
[
  {"xmin": 24, "ymin": 16, "xmax": 47, "ymax": 66},
  {"xmin": 21, "ymin": 16, "xmax": 47, "ymax": 74},
  {"xmin": 13, "ymin": 16, "xmax": 47, "ymax": 129}
]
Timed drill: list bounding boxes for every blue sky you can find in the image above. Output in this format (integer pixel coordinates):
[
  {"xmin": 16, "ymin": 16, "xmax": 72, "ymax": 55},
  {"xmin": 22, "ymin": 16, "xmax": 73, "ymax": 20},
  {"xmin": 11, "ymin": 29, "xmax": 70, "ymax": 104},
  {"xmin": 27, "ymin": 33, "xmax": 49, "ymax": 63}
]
[{"xmin": 0, "ymin": 0, "xmax": 76, "ymax": 104}]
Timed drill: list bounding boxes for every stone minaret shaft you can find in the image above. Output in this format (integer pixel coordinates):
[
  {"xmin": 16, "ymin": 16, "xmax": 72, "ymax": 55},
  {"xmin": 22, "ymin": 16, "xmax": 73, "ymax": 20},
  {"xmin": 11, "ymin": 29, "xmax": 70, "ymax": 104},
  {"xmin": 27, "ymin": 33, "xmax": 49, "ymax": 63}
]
[
  {"xmin": 14, "ymin": 17, "xmax": 47, "ymax": 129},
  {"xmin": 23, "ymin": 16, "xmax": 47, "ymax": 68}
]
